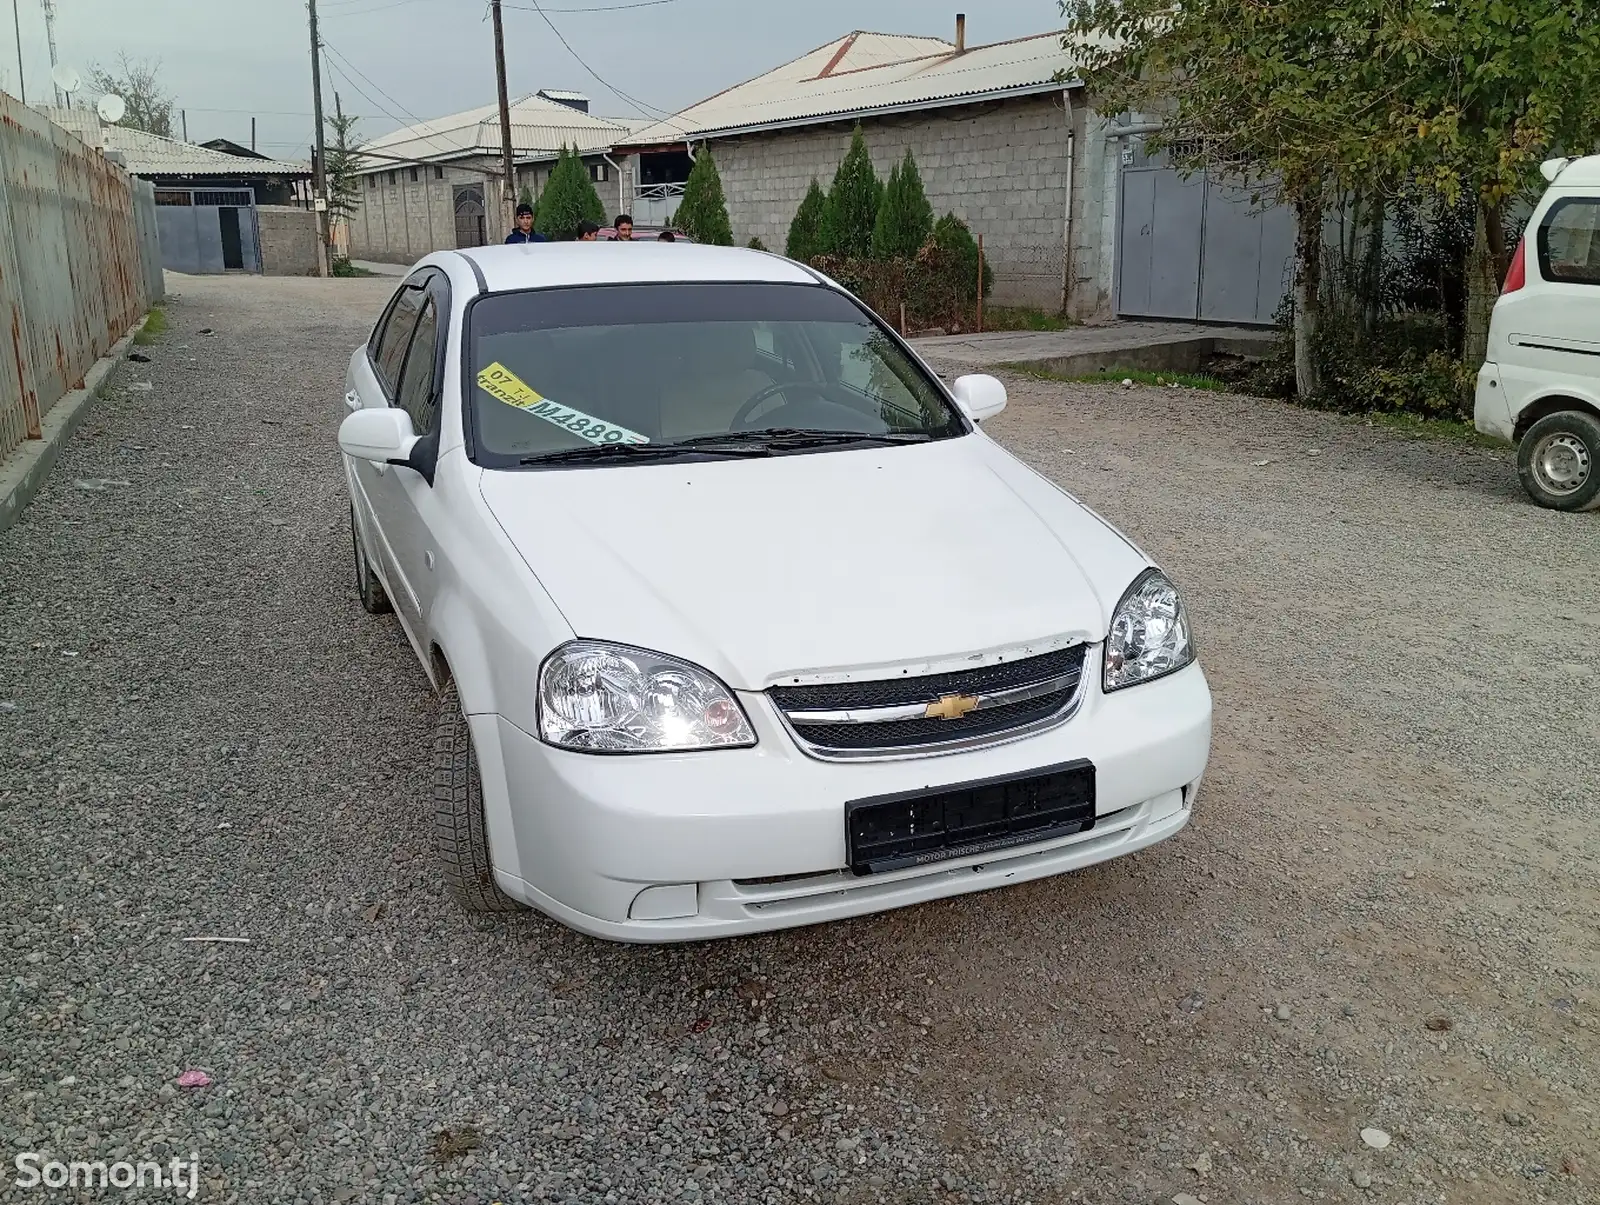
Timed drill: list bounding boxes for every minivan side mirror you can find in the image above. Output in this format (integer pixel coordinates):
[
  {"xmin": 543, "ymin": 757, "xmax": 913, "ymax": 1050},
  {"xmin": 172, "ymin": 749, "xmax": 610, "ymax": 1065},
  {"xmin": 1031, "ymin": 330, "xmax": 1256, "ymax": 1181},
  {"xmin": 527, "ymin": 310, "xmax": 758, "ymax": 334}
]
[
  {"xmin": 339, "ymin": 407, "xmax": 417, "ymax": 466},
  {"xmin": 951, "ymin": 374, "xmax": 1008, "ymax": 423}
]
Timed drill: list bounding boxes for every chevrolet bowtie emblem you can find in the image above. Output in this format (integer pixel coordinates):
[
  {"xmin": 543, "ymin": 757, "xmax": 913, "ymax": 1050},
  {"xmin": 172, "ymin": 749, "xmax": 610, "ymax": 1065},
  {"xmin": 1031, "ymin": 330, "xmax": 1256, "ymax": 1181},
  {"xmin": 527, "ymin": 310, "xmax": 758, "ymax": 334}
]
[{"xmin": 924, "ymin": 693, "xmax": 980, "ymax": 721}]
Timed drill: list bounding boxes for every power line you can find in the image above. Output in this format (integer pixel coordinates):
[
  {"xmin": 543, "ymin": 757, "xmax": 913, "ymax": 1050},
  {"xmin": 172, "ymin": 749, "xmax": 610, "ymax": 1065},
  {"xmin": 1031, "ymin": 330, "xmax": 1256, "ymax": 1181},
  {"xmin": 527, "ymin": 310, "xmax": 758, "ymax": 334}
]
[
  {"xmin": 322, "ymin": 0, "xmax": 436, "ymax": 18},
  {"xmin": 319, "ymin": 37, "xmax": 461, "ymax": 159},
  {"xmin": 503, "ymin": 0, "xmax": 680, "ymax": 11},
  {"xmin": 322, "ymin": 56, "xmax": 462, "ymax": 165},
  {"xmin": 324, "ymin": 0, "xmax": 677, "ymax": 13},
  {"xmin": 181, "ymin": 104, "xmax": 387, "ymax": 119},
  {"xmin": 512, "ymin": 0, "xmax": 673, "ymax": 119}
]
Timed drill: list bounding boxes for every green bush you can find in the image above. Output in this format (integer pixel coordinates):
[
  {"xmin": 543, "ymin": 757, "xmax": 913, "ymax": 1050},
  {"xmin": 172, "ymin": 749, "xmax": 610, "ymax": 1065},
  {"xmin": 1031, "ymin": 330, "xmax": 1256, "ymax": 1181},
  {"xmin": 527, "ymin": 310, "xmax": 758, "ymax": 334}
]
[
  {"xmin": 747, "ymin": 236, "xmax": 768, "ymax": 251},
  {"xmin": 675, "ymin": 148, "xmax": 735, "ymax": 246},
  {"xmin": 821, "ymin": 125, "xmax": 881, "ymax": 259},
  {"xmin": 534, "ymin": 146, "xmax": 604, "ymax": 240},
  {"xmin": 1335, "ymin": 350, "xmax": 1473, "ymax": 420},
  {"xmin": 931, "ymin": 213, "xmax": 993, "ymax": 301},
  {"xmin": 785, "ymin": 179, "xmax": 828, "ymax": 261},
  {"xmin": 872, "ymin": 149, "xmax": 933, "ymax": 260},
  {"xmin": 813, "ymin": 236, "xmax": 974, "ymax": 333}
]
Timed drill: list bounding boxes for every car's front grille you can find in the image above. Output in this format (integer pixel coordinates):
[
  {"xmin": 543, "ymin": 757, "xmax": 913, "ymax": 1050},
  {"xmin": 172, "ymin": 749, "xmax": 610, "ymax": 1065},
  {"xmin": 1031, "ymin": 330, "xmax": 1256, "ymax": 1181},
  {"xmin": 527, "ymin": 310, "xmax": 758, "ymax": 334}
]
[{"xmin": 769, "ymin": 644, "xmax": 1089, "ymax": 759}]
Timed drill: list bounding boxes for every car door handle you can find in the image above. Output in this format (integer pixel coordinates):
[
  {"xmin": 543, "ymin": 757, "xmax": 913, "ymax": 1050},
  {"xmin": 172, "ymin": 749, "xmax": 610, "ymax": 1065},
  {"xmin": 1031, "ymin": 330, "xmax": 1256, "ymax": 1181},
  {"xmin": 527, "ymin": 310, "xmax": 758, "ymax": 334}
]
[{"xmin": 344, "ymin": 390, "xmax": 362, "ymax": 412}]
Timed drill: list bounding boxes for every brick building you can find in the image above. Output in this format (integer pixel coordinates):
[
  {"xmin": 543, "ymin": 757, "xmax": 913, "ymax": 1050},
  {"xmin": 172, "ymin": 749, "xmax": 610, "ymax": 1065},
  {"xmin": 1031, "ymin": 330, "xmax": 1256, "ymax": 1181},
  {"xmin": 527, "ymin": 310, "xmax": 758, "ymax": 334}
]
[{"xmin": 615, "ymin": 20, "xmax": 1125, "ymax": 317}]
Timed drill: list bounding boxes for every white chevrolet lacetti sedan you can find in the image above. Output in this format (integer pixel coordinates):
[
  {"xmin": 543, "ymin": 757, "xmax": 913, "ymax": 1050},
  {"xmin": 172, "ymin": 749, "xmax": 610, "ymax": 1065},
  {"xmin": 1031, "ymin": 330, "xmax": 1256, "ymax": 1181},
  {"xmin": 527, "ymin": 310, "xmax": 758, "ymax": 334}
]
[{"xmin": 338, "ymin": 243, "xmax": 1212, "ymax": 942}]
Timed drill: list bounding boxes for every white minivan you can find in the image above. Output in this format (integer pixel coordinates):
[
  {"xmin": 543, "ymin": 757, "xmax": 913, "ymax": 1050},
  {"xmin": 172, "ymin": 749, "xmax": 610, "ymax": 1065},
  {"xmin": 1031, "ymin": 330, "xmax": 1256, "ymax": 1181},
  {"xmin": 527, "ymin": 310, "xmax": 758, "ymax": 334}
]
[{"xmin": 1476, "ymin": 155, "xmax": 1600, "ymax": 511}]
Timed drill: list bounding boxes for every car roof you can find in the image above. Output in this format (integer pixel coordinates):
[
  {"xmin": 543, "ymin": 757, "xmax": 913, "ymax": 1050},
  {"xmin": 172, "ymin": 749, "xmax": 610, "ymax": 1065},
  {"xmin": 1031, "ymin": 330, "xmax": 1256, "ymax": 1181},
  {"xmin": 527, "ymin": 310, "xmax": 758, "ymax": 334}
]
[
  {"xmin": 1551, "ymin": 154, "xmax": 1600, "ymax": 187},
  {"xmin": 455, "ymin": 243, "xmax": 817, "ymax": 293}
]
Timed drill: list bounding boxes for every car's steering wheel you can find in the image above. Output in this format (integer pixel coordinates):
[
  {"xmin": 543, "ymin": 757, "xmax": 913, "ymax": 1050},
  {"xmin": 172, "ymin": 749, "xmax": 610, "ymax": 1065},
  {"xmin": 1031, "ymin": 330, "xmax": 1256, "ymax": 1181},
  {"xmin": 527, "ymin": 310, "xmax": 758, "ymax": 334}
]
[{"xmin": 730, "ymin": 381, "xmax": 836, "ymax": 430}]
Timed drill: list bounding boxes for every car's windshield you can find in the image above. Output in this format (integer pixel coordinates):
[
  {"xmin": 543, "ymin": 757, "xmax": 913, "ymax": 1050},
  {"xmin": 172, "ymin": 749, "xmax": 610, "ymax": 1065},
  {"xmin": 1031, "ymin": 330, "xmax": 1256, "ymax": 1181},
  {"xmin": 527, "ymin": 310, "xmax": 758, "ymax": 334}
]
[{"xmin": 466, "ymin": 282, "xmax": 965, "ymax": 467}]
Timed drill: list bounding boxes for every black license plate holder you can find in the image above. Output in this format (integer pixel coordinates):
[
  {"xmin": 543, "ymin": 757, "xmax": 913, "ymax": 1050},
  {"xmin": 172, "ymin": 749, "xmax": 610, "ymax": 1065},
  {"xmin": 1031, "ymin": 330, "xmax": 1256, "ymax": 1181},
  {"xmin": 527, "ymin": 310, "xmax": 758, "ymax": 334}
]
[{"xmin": 845, "ymin": 759, "xmax": 1096, "ymax": 876}]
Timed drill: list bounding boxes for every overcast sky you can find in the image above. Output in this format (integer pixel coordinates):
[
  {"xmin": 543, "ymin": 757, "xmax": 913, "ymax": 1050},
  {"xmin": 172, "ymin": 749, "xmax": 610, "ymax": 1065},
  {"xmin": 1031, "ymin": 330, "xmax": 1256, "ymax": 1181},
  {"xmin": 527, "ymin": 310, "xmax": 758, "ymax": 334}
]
[{"xmin": 3, "ymin": 0, "xmax": 1058, "ymax": 162}]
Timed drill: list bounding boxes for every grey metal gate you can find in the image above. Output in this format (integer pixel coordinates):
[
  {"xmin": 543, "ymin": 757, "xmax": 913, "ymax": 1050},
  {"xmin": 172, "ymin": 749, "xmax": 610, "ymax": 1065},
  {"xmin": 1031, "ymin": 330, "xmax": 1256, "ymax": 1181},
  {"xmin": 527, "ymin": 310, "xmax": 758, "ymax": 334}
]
[
  {"xmin": 154, "ymin": 188, "xmax": 261, "ymax": 274},
  {"xmin": 1117, "ymin": 161, "xmax": 1295, "ymax": 324},
  {"xmin": 454, "ymin": 185, "xmax": 486, "ymax": 248}
]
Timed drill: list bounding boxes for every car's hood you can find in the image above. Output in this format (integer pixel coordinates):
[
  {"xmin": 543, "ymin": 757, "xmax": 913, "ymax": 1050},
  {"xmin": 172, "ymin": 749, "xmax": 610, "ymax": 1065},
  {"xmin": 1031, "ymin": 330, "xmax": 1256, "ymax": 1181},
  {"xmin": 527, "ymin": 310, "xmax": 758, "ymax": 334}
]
[{"xmin": 479, "ymin": 436, "xmax": 1149, "ymax": 690}]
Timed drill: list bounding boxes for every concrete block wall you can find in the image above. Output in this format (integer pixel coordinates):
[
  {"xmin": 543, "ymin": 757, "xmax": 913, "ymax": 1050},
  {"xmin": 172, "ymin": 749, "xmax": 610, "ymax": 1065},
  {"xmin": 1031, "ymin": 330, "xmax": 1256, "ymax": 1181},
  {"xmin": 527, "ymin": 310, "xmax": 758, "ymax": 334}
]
[
  {"xmin": 349, "ymin": 160, "xmax": 500, "ymax": 265},
  {"xmin": 1069, "ymin": 105, "xmax": 1119, "ymax": 323},
  {"xmin": 256, "ymin": 206, "xmax": 320, "ymax": 276},
  {"xmin": 711, "ymin": 95, "xmax": 1094, "ymax": 310},
  {"xmin": 349, "ymin": 152, "xmax": 629, "ymax": 262}
]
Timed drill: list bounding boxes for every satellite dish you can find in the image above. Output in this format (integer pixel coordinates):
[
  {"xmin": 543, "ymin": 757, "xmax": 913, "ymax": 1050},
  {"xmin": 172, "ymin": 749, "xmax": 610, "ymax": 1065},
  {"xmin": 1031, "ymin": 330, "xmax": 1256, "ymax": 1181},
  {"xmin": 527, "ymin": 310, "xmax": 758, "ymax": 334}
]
[
  {"xmin": 97, "ymin": 94, "xmax": 126, "ymax": 124},
  {"xmin": 52, "ymin": 64, "xmax": 82, "ymax": 94}
]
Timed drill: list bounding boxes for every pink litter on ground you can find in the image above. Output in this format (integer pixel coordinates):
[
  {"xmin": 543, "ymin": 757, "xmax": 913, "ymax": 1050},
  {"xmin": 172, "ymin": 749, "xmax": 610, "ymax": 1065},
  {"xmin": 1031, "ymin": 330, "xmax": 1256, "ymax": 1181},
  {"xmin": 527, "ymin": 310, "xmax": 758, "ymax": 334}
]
[{"xmin": 176, "ymin": 1070, "xmax": 211, "ymax": 1089}]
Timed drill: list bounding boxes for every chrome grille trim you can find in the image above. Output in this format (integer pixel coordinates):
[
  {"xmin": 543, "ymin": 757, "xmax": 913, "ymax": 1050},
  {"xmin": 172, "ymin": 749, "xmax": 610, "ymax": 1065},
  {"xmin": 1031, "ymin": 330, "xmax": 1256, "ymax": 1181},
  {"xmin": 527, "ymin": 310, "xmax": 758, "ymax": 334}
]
[
  {"xmin": 769, "ymin": 644, "xmax": 1092, "ymax": 762},
  {"xmin": 784, "ymin": 671, "xmax": 1082, "ymax": 726}
]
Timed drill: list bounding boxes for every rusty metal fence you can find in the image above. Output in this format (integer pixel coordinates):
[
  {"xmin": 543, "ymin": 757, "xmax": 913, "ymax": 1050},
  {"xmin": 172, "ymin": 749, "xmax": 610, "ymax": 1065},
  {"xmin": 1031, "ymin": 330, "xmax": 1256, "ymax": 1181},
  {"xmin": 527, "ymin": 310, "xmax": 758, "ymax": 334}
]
[{"xmin": 0, "ymin": 91, "xmax": 161, "ymax": 462}]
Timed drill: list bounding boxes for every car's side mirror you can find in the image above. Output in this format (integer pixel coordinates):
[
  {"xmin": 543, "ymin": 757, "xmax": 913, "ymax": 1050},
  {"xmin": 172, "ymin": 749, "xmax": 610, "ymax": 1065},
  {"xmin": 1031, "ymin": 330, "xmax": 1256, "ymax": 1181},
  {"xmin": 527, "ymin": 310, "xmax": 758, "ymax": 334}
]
[
  {"xmin": 339, "ymin": 407, "xmax": 418, "ymax": 467},
  {"xmin": 951, "ymin": 374, "xmax": 1008, "ymax": 423}
]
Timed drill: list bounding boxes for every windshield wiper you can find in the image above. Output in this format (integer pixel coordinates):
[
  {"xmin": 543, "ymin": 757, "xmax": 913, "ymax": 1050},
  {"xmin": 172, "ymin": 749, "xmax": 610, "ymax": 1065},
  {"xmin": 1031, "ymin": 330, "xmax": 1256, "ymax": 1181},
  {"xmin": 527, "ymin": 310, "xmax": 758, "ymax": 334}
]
[
  {"xmin": 520, "ymin": 441, "xmax": 769, "ymax": 465},
  {"xmin": 675, "ymin": 428, "xmax": 934, "ymax": 449}
]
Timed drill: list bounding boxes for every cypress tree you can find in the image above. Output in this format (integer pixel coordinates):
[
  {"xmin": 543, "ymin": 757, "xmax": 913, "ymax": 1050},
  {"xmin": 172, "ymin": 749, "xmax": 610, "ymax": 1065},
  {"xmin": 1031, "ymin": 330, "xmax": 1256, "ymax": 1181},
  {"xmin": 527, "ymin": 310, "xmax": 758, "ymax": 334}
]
[
  {"xmin": 871, "ymin": 148, "xmax": 934, "ymax": 260},
  {"xmin": 820, "ymin": 125, "xmax": 881, "ymax": 259},
  {"xmin": 533, "ymin": 146, "xmax": 605, "ymax": 240},
  {"xmin": 675, "ymin": 147, "xmax": 735, "ymax": 246},
  {"xmin": 785, "ymin": 178, "xmax": 828, "ymax": 261},
  {"xmin": 932, "ymin": 212, "xmax": 994, "ymax": 300}
]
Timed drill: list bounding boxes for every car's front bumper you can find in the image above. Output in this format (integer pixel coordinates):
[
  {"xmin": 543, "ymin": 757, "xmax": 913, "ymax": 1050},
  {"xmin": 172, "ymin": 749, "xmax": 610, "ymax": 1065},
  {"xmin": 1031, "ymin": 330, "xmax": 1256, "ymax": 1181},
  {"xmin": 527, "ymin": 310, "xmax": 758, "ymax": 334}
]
[{"xmin": 472, "ymin": 656, "xmax": 1212, "ymax": 942}]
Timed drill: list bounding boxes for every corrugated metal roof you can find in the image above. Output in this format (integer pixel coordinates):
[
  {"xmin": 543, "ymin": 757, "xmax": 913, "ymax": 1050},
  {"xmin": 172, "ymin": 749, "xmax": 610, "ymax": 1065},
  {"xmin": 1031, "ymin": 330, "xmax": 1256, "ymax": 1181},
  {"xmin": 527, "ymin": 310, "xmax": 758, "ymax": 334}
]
[
  {"xmin": 76, "ymin": 120, "xmax": 307, "ymax": 177},
  {"xmin": 618, "ymin": 29, "xmax": 1103, "ymax": 147},
  {"xmin": 357, "ymin": 93, "xmax": 629, "ymax": 171}
]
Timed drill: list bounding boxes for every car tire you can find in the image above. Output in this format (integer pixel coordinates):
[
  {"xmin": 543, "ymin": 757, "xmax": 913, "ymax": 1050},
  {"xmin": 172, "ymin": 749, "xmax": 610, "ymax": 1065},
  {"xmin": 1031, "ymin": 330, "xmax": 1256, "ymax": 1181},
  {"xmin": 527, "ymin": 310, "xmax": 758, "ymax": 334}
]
[
  {"xmin": 350, "ymin": 505, "xmax": 393, "ymax": 614},
  {"xmin": 432, "ymin": 677, "xmax": 527, "ymax": 915},
  {"xmin": 1517, "ymin": 410, "xmax": 1600, "ymax": 512}
]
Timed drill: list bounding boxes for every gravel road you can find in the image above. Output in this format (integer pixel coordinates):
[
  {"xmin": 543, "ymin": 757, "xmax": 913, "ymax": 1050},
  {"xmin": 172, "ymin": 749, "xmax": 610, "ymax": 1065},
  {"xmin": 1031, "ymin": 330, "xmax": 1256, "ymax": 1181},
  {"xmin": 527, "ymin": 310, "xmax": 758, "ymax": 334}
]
[{"xmin": 1, "ymin": 273, "xmax": 1596, "ymax": 1205}]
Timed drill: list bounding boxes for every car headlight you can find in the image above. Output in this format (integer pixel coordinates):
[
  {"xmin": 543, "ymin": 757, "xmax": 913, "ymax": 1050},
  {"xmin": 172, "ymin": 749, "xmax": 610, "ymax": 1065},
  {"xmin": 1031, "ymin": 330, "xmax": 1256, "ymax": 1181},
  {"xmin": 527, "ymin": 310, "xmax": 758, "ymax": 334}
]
[
  {"xmin": 1103, "ymin": 569, "xmax": 1195, "ymax": 691},
  {"xmin": 537, "ymin": 641, "xmax": 756, "ymax": 752}
]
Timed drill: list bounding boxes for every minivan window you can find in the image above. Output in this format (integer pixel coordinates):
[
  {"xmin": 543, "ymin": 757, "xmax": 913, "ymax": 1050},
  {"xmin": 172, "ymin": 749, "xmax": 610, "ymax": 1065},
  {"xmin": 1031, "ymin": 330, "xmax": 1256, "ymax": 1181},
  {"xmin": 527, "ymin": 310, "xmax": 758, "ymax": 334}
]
[
  {"xmin": 466, "ymin": 283, "xmax": 965, "ymax": 467},
  {"xmin": 1539, "ymin": 197, "xmax": 1600, "ymax": 285}
]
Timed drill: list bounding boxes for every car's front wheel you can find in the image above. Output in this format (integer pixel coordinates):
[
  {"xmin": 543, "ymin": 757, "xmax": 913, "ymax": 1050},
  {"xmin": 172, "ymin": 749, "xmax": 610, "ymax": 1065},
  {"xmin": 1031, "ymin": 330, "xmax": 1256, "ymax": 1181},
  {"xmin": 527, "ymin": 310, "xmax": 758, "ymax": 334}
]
[
  {"xmin": 350, "ymin": 505, "xmax": 393, "ymax": 614},
  {"xmin": 432, "ymin": 678, "xmax": 527, "ymax": 914},
  {"xmin": 1518, "ymin": 410, "xmax": 1600, "ymax": 512}
]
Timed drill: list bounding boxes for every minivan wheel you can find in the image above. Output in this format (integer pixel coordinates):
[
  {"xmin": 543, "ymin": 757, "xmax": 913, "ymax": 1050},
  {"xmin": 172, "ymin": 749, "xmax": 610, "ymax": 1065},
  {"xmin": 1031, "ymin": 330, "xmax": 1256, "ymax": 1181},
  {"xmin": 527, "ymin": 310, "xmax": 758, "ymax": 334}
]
[
  {"xmin": 1517, "ymin": 410, "xmax": 1600, "ymax": 512},
  {"xmin": 432, "ymin": 678, "xmax": 527, "ymax": 914},
  {"xmin": 350, "ymin": 505, "xmax": 393, "ymax": 614}
]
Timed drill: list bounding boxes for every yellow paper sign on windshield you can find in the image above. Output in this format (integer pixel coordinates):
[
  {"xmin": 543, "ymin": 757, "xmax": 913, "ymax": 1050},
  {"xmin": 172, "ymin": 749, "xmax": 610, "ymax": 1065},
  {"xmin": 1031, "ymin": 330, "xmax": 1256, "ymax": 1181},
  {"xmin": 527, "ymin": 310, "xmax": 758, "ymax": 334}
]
[{"xmin": 476, "ymin": 361, "xmax": 649, "ymax": 446}]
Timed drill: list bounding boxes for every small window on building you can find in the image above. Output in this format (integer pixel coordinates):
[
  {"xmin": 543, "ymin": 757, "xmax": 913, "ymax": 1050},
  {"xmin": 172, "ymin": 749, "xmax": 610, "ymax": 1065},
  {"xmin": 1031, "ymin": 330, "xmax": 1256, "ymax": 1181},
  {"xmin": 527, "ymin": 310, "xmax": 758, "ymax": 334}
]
[
  {"xmin": 589, "ymin": 163, "xmax": 608, "ymax": 183},
  {"xmin": 434, "ymin": 165, "xmax": 444, "ymax": 179},
  {"xmin": 388, "ymin": 170, "xmax": 397, "ymax": 185},
  {"xmin": 368, "ymin": 175, "xmax": 376, "ymax": 190},
  {"xmin": 409, "ymin": 167, "xmax": 419, "ymax": 183},
  {"xmin": 1539, "ymin": 197, "xmax": 1600, "ymax": 285}
]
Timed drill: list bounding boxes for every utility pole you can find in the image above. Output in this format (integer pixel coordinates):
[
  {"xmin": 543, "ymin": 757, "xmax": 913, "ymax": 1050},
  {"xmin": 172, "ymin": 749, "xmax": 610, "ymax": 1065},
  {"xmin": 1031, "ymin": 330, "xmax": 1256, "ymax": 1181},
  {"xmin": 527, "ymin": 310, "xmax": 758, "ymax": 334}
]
[
  {"xmin": 307, "ymin": 0, "xmax": 331, "ymax": 276},
  {"xmin": 491, "ymin": 0, "xmax": 516, "ymax": 238},
  {"xmin": 41, "ymin": 0, "xmax": 59, "ymax": 106},
  {"xmin": 251, "ymin": 116, "xmax": 256, "ymax": 153},
  {"xmin": 10, "ymin": 0, "xmax": 24, "ymax": 105},
  {"xmin": 181, "ymin": 108, "xmax": 188, "ymax": 141}
]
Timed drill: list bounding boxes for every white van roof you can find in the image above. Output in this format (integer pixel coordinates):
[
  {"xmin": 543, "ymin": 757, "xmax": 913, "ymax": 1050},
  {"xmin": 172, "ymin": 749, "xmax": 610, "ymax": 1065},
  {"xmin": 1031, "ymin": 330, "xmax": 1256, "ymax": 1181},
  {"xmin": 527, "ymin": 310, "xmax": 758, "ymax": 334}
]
[{"xmin": 1545, "ymin": 154, "xmax": 1600, "ymax": 186}]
